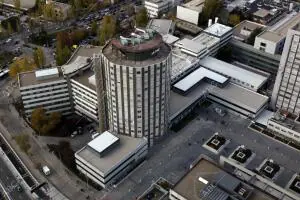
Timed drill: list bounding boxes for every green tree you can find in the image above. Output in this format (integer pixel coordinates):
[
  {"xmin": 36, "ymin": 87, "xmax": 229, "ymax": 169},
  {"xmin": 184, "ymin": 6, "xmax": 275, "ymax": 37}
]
[
  {"xmin": 33, "ymin": 47, "xmax": 45, "ymax": 68},
  {"xmin": 97, "ymin": 16, "xmax": 116, "ymax": 45},
  {"xmin": 7, "ymin": 22, "xmax": 13, "ymax": 34},
  {"xmin": 9, "ymin": 57, "xmax": 37, "ymax": 78},
  {"xmin": 14, "ymin": 0, "xmax": 20, "ymax": 10},
  {"xmin": 199, "ymin": 0, "xmax": 223, "ymax": 26},
  {"xmin": 216, "ymin": 46, "xmax": 232, "ymax": 62},
  {"xmin": 91, "ymin": 21, "xmax": 98, "ymax": 36},
  {"xmin": 228, "ymin": 14, "xmax": 240, "ymax": 26},
  {"xmin": 135, "ymin": 7, "xmax": 148, "ymax": 27},
  {"xmin": 247, "ymin": 27, "xmax": 263, "ymax": 45},
  {"xmin": 43, "ymin": 3, "xmax": 55, "ymax": 20},
  {"xmin": 31, "ymin": 108, "xmax": 62, "ymax": 135}
]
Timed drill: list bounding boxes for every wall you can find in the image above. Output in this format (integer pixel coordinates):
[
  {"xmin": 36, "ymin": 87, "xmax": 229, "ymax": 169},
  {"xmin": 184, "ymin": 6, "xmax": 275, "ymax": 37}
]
[{"xmin": 176, "ymin": 6, "xmax": 200, "ymax": 25}]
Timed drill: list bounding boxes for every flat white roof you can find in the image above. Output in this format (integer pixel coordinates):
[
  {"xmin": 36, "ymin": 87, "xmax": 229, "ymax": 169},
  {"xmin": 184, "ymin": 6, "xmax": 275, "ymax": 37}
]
[
  {"xmin": 175, "ymin": 38, "xmax": 206, "ymax": 54},
  {"xmin": 62, "ymin": 56, "xmax": 89, "ymax": 75},
  {"xmin": 199, "ymin": 56, "xmax": 268, "ymax": 89},
  {"xmin": 35, "ymin": 68, "xmax": 59, "ymax": 78},
  {"xmin": 163, "ymin": 34, "xmax": 179, "ymax": 44},
  {"xmin": 173, "ymin": 67, "xmax": 228, "ymax": 92},
  {"xmin": 88, "ymin": 131, "xmax": 119, "ymax": 154},
  {"xmin": 204, "ymin": 23, "xmax": 232, "ymax": 37}
]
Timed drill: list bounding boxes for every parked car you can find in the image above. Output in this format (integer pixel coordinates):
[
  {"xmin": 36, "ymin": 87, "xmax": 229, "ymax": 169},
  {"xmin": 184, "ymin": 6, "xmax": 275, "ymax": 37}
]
[
  {"xmin": 42, "ymin": 165, "xmax": 51, "ymax": 176},
  {"xmin": 71, "ymin": 131, "xmax": 78, "ymax": 138}
]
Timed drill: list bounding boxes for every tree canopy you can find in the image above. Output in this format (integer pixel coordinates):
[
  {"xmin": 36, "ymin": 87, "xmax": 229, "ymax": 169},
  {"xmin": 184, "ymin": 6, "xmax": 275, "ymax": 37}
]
[
  {"xmin": 33, "ymin": 47, "xmax": 45, "ymax": 68},
  {"xmin": 98, "ymin": 16, "xmax": 116, "ymax": 45},
  {"xmin": 31, "ymin": 108, "xmax": 62, "ymax": 135},
  {"xmin": 228, "ymin": 14, "xmax": 240, "ymax": 26},
  {"xmin": 9, "ymin": 57, "xmax": 37, "ymax": 78},
  {"xmin": 199, "ymin": 0, "xmax": 223, "ymax": 26},
  {"xmin": 247, "ymin": 27, "xmax": 263, "ymax": 45},
  {"xmin": 135, "ymin": 7, "xmax": 148, "ymax": 27}
]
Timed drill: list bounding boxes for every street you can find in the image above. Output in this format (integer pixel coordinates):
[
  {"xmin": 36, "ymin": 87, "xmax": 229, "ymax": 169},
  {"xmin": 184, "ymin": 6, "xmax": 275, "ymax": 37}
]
[{"xmin": 0, "ymin": 155, "xmax": 32, "ymax": 200}]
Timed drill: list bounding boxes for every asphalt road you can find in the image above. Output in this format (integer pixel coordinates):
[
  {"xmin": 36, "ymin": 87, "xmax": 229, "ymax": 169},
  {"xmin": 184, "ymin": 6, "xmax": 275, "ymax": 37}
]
[{"xmin": 0, "ymin": 156, "xmax": 32, "ymax": 200}]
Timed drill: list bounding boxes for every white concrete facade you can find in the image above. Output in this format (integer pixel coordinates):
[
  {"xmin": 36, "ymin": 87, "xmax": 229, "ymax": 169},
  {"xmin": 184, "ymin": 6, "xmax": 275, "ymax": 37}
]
[
  {"xmin": 75, "ymin": 134, "xmax": 148, "ymax": 188},
  {"xmin": 20, "ymin": 79, "xmax": 72, "ymax": 117},
  {"xmin": 70, "ymin": 79, "xmax": 98, "ymax": 121},
  {"xmin": 102, "ymin": 53, "xmax": 172, "ymax": 146},
  {"xmin": 267, "ymin": 119, "xmax": 300, "ymax": 143},
  {"xmin": 254, "ymin": 34, "xmax": 285, "ymax": 55},
  {"xmin": 145, "ymin": 0, "xmax": 170, "ymax": 18},
  {"xmin": 271, "ymin": 26, "xmax": 300, "ymax": 114},
  {"xmin": 176, "ymin": 5, "xmax": 201, "ymax": 25}
]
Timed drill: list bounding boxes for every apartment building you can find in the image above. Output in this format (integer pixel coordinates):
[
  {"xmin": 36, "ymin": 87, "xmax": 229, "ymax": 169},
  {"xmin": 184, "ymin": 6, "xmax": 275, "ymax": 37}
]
[{"xmin": 18, "ymin": 67, "xmax": 72, "ymax": 118}]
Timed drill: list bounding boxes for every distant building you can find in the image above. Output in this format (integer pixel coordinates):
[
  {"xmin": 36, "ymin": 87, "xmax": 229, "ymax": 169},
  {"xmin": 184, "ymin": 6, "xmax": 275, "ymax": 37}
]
[
  {"xmin": 0, "ymin": 0, "xmax": 36, "ymax": 11},
  {"xmin": 75, "ymin": 131, "xmax": 147, "ymax": 188},
  {"xmin": 176, "ymin": 0, "xmax": 205, "ymax": 25},
  {"xmin": 271, "ymin": 24, "xmax": 300, "ymax": 114},
  {"xmin": 18, "ymin": 67, "xmax": 72, "ymax": 117},
  {"xmin": 100, "ymin": 29, "xmax": 172, "ymax": 146},
  {"xmin": 252, "ymin": 8, "xmax": 272, "ymax": 25},
  {"xmin": 46, "ymin": 0, "xmax": 72, "ymax": 21},
  {"xmin": 232, "ymin": 20, "xmax": 266, "ymax": 42},
  {"xmin": 144, "ymin": 0, "xmax": 170, "ymax": 18},
  {"xmin": 174, "ymin": 22, "xmax": 232, "ymax": 58},
  {"xmin": 254, "ymin": 12, "xmax": 300, "ymax": 55},
  {"xmin": 169, "ymin": 155, "xmax": 276, "ymax": 200},
  {"xmin": 230, "ymin": 20, "xmax": 280, "ymax": 75}
]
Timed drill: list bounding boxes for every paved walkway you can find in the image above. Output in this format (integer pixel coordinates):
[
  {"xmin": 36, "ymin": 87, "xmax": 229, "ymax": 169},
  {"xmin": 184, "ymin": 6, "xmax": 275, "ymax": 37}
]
[{"xmin": 0, "ymin": 104, "xmax": 106, "ymax": 200}]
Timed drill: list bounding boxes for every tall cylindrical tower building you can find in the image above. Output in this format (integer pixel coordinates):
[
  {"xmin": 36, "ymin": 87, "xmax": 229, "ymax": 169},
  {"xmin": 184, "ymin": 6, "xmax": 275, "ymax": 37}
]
[{"xmin": 101, "ymin": 29, "xmax": 172, "ymax": 146}]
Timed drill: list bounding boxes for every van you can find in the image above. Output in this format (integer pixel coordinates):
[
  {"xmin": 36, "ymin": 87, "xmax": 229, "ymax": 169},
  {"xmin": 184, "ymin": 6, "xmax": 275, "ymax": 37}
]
[{"xmin": 42, "ymin": 166, "xmax": 51, "ymax": 176}]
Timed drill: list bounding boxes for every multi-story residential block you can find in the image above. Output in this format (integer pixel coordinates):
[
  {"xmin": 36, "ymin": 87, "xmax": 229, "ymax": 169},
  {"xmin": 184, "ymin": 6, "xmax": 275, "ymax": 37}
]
[
  {"xmin": 45, "ymin": 0, "xmax": 71, "ymax": 20},
  {"xmin": 144, "ymin": 0, "xmax": 170, "ymax": 18},
  {"xmin": 75, "ymin": 131, "xmax": 147, "ymax": 188},
  {"xmin": 100, "ymin": 28, "xmax": 172, "ymax": 146},
  {"xmin": 271, "ymin": 24, "xmax": 300, "ymax": 114},
  {"xmin": 62, "ymin": 45, "xmax": 103, "ymax": 122},
  {"xmin": 18, "ymin": 67, "xmax": 72, "ymax": 117}
]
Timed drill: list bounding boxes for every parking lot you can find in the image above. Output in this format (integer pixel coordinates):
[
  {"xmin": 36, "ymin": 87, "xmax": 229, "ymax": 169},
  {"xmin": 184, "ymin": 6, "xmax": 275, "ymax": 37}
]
[{"xmin": 104, "ymin": 103, "xmax": 300, "ymax": 200}]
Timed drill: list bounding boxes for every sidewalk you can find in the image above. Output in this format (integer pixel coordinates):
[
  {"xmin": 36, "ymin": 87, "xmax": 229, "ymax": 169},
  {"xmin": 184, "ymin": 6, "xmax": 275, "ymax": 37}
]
[{"xmin": 0, "ymin": 104, "xmax": 106, "ymax": 200}]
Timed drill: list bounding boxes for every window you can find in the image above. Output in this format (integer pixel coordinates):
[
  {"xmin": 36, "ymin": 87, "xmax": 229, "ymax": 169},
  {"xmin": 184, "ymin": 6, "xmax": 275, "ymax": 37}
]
[{"xmin": 260, "ymin": 42, "xmax": 266, "ymax": 47}]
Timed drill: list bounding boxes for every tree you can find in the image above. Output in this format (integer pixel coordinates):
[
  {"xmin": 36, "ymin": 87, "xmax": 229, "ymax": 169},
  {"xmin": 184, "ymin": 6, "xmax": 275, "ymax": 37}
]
[
  {"xmin": 14, "ymin": 0, "xmax": 20, "ymax": 10},
  {"xmin": 91, "ymin": 21, "xmax": 98, "ymax": 36},
  {"xmin": 97, "ymin": 16, "xmax": 116, "ymax": 45},
  {"xmin": 216, "ymin": 46, "xmax": 232, "ymax": 62},
  {"xmin": 33, "ymin": 47, "xmax": 45, "ymax": 68},
  {"xmin": 247, "ymin": 27, "xmax": 263, "ymax": 45},
  {"xmin": 9, "ymin": 57, "xmax": 37, "ymax": 78},
  {"xmin": 228, "ymin": 14, "xmax": 240, "ymax": 26},
  {"xmin": 43, "ymin": 3, "xmax": 55, "ymax": 20},
  {"xmin": 199, "ymin": 0, "xmax": 223, "ymax": 26},
  {"xmin": 7, "ymin": 22, "xmax": 13, "ymax": 34},
  {"xmin": 31, "ymin": 107, "xmax": 62, "ymax": 135},
  {"xmin": 14, "ymin": 134, "xmax": 31, "ymax": 154},
  {"xmin": 135, "ymin": 7, "xmax": 148, "ymax": 27}
]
